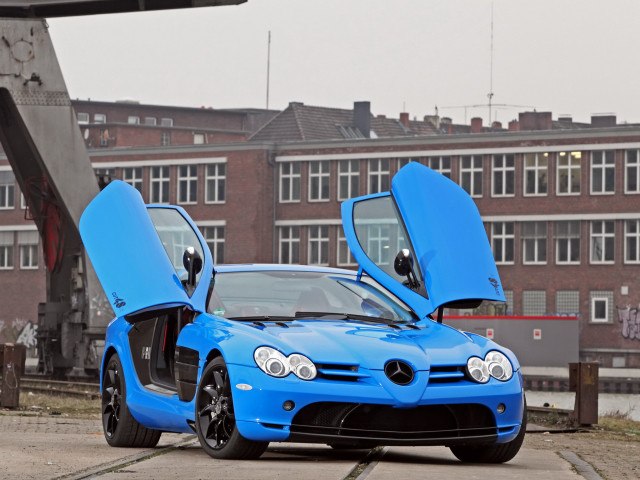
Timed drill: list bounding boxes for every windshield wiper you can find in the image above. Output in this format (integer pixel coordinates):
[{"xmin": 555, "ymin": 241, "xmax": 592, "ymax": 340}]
[
  {"xmin": 228, "ymin": 315, "xmax": 295, "ymax": 322},
  {"xmin": 294, "ymin": 311, "xmax": 407, "ymax": 326}
]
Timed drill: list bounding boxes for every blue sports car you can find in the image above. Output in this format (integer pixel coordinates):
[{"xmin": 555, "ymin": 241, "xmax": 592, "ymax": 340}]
[{"xmin": 79, "ymin": 162, "xmax": 525, "ymax": 463}]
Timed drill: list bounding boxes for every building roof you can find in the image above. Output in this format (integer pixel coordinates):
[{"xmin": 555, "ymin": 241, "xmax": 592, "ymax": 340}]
[{"xmin": 249, "ymin": 102, "xmax": 440, "ymax": 142}]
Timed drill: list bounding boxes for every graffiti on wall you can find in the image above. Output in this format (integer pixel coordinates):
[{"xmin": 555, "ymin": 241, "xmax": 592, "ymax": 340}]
[
  {"xmin": 0, "ymin": 318, "xmax": 38, "ymax": 348},
  {"xmin": 617, "ymin": 306, "xmax": 640, "ymax": 341}
]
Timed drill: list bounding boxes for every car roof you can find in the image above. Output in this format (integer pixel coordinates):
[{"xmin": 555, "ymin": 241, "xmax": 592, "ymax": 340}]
[{"xmin": 213, "ymin": 264, "xmax": 359, "ymax": 276}]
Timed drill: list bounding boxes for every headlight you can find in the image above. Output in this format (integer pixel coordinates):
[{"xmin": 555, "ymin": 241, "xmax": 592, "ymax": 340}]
[
  {"xmin": 466, "ymin": 350, "xmax": 513, "ymax": 383},
  {"xmin": 253, "ymin": 347, "xmax": 317, "ymax": 380}
]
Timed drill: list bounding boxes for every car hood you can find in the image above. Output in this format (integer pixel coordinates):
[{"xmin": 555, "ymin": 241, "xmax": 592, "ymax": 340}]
[{"xmin": 224, "ymin": 317, "xmax": 495, "ymax": 372}]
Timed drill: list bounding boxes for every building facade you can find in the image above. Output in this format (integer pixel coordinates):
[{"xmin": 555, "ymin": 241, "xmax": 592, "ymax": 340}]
[{"xmin": 1, "ymin": 100, "xmax": 639, "ymax": 367}]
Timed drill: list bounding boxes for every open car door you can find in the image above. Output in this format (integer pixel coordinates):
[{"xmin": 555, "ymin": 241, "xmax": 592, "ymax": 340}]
[
  {"xmin": 341, "ymin": 162, "xmax": 504, "ymax": 318},
  {"xmin": 79, "ymin": 180, "xmax": 213, "ymax": 319}
]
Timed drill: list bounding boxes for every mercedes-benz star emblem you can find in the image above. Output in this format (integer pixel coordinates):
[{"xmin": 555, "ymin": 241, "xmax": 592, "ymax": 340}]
[{"xmin": 384, "ymin": 360, "xmax": 414, "ymax": 385}]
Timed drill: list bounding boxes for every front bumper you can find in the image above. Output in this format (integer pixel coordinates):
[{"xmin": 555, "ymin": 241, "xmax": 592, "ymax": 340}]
[{"xmin": 228, "ymin": 363, "xmax": 524, "ymax": 446}]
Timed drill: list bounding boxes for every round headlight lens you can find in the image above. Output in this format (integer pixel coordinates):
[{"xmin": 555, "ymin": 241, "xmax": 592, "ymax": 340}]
[
  {"xmin": 466, "ymin": 356, "xmax": 490, "ymax": 383},
  {"xmin": 253, "ymin": 348, "xmax": 316, "ymax": 380},
  {"xmin": 484, "ymin": 350, "xmax": 513, "ymax": 381}
]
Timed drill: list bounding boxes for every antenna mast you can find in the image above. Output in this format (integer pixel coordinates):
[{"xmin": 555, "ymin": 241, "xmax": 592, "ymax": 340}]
[
  {"xmin": 488, "ymin": 2, "xmax": 494, "ymax": 123},
  {"xmin": 266, "ymin": 30, "xmax": 271, "ymax": 110}
]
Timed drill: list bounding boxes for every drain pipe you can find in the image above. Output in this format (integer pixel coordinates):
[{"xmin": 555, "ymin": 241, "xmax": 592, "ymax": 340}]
[{"xmin": 267, "ymin": 146, "xmax": 278, "ymax": 263}]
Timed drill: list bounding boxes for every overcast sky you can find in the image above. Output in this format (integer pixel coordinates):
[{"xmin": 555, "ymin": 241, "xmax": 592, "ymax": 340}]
[{"xmin": 47, "ymin": 0, "xmax": 640, "ymax": 125}]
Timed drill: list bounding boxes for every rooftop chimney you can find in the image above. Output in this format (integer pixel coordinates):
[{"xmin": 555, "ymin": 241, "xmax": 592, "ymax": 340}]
[
  {"xmin": 399, "ymin": 112, "xmax": 410, "ymax": 128},
  {"xmin": 519, "ymin": 111, "xmax": 553, "ymax": 131},
  {"xmin": 591, "ymin": 114, "xmax": 617, "ymax": 127},
  {"xmin": 508, "ymin": 120, "xmax": 520, "ymax": 132},
  {"xmin": 558, "ymin": 115, "xmax": 573, "ymax": 123},
  {"xmin": 353, "ymin": 101, "xmax": 371, "ymax": 138},
  {"xmin": 470, "ymin": 117, "xmax": 483, "ymax": 133},
  {"xmin": 491, "ymin": 121, "xmax": 502, "ymax": 130}
]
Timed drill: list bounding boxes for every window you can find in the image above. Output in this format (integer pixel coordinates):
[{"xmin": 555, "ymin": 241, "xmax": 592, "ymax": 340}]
[
  {"xmin": 337, "ymin": 226, "xmax": 356, "ymax": 266},
  {"xmin": 491, "ymin": 222, "xmax": 514, "ymax": 264},
  {"xmin": 279, "ymin": 162, "xmax": 301, "ymax": 202},
  {"xmin": 554, "ymin": 221, "xmax": 581, "ymax": 264},
  {"xmin": 0, "ymin": 231, "xmax": 13, "ymax": 269},
  {"xmin": 161, "ymin": 118, "xmax": 173, "ymax": 127},
  {"xmin": 523, "ymin": 290, "xmax": 546, "ymax": 316},
  {"xmin": 177, "ymin": 165, "xmax": 198, "ymax": 204},
  {"xmin": 308, "ymin": 226, "xmax": 329, "ymax": 265},
  {"xmin": 625, "ymin": 149, "xmax": 640, "ymax": 193},
  {"xmin": 99, "ymin": 128, "xmax": 109, "ymax": 147},
  {"xmin": 460, "ymin": 155, "xmax": 483, "ymax": 197},
  {"xmin": 522, "ymin": 221, "xmax": 547, "ymax": 264},
  {"xmin": 18, "ymin": 231, "xmax": 38, "ymax": 269},
  {"xmin": 150, "ymin": 166, "xmax": 170, "ymax": 203},
  {"xmin": 624, "ymin": 220, "xmax": 640, "ymax": 263},
  {"xmin": 368, "ymin": 159, "xmax": 390, "ymax": 194},
  {"xmin": 94, "ymin": 113, "xmax": 106, "ymax": 123},
  {"xmin": 308, "ymin": 161, "xmax": 330, "ymax": 201},
  {"xmin": 205, "ymin": 163, "xmax": 226, "ymax": 204},
  {"xmin": 397, "ymin": 157, "xmax": 415, "ymax": 170},
  {"xmin": 338, "ymin": 160, "xmax": 359, "ymax": 201},
  {"xmin": 77, "ymin": 112, "xmax": 89, "ymax": 124},
  {"xmin": 127, "ymin": 116, "xmax": 140, "ymax": 124},
  {"xmin": 193, "ymin": 133, "xmax": 205, "ymax": 145},
  {"xmin": 123, "ymin": 167, "xmax": 143, "ymax": 194},
  {"xmin": 590, "ymin": 291, "xmax": 613, "ymax": 323},
  {"xmin": 591, "ymin": 150, "xmax": 615, "ymax": 194},
  {"xmin": 144, "ymin": 117, "xmax": 157, "ymax": 126},
  {"xmin": 161, "ymin": 132, "xmax": 171, "ymax": 146},
  {"xmin": 557, "ymin": 151, "xmax": 581, "ymax": 195},
  {"xmin": 94, "ymin": 167, "xmax": 115, "ymax": 187},
  {"xmin": 201, "ymin": 226, "xmax": 225, "ymax": 264},
  {"xmin": 279, "ymin": 227, "xmax": 300, "ymax": 264},
  {"xmin": 428, "ymin": 156, "xmax": 451, "ymax": 178},
  {"xmin": 492, "ymin": 154, "xmax": 515, "ymax": 197},
  {"xmin": 523, "ymin": 153, "xmax": 548, "ymax": 196},
  {"xmin": 0, "ymin": 171, "xmax": 15, "ymax": 209},
  {"xmin": 590, "ymin": 220, "xmax": 615, "ymax": 263},
  {"xmin": 504, "ymin": 290, "xmax": 514, "ymax": 315},
  {"xmin": 556, "ymin": 290, "xmax": 579, "ymax": 316}
]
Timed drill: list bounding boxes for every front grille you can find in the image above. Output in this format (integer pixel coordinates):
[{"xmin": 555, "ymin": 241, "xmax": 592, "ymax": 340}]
[
  {"xmin": 289, "ymin": 402, "xmax": 496, "ymax": 444},
  {"xmin": 315, "ymin": 363, "xmax": 367, "ymax": 382},
  {"xmin": 428, "ymin": 365, "xmax": 467, "ymax": 383}
]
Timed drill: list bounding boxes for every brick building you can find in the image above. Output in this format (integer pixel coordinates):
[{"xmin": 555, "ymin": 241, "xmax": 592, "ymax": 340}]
[{"xmin": 1, "ymin": 99, "xmax": 639, "ymax": 367}]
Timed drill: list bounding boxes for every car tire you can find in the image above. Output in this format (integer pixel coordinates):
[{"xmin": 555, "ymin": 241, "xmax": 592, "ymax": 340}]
[
  {"xmin": 449, "ymin": 400, "xmax": 527, "ymax": 464},
  {"xmin": 195, "ymin": 357, "xmax": 269, "ymax": 459},
  {"xmin": 102, "ymin": 353, "xmax": 162, "ymax": 448}
]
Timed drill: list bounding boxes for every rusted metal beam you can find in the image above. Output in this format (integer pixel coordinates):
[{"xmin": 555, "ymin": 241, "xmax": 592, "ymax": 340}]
[{"xmin": 569, "ymin": 362, "xmax": 599, "ymax": 426}]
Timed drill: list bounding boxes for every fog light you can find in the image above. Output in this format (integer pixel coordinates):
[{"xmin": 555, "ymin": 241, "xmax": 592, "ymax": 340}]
[
  {"xmin": 283, "ymin": 400, "xmax": 295, "ymax": 411},
  {"xmin": 497, "ymin": 403, "xmax": 506, "ymax": 414}
]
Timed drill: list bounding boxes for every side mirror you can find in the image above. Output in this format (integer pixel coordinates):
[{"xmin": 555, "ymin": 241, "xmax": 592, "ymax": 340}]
[
  {"xmin": 394, "ymin": 249, "xmax": 419, "ymax": 290},
  {"xmin": 183, "ymin": 246, "xmax": 203, "ymax": 295}
]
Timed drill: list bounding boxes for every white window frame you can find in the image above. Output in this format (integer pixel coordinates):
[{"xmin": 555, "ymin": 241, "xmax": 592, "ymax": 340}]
[
  {"xmin": 122, "ymin": 167, "xmax": 143, "ymax": 194},
  {"xmin": 150, "ymin": 166, "xmax": 170, "ymax": 204},
  {"xmin": 77, "ymin": 112, "xmax": 90, "ymax": 124},
  {"xmin": 0, "ymin": 171, "xmax": 15, "ymax": 209},
  {"xmin": 590, "ymin": 294, "xmax": 611, "ymax": 323},
  {"xmin": 144, "ymin": 117, "xmax": 157, "ymax": 126},
  {"xmin": 94, "ymin": 113, "xmax": 106, "ymax": 124},
  {"xmin": 491, "ymin": 154, "xmax": 515, "ymax": 197},
  {"xmin": 428, "ymin": 156, "xmax": 452, "ymax": 178},
  {"xmin": 18, "ymin": 232, "xmax": 39, "ymax": 270},
  {"xmin": 554, "ymin": 221, "xmax": 581, "ymax": 265},
  {"xmin": 336, "ymin": 227, "xmax": 356, "ymax": 266},
  {"xmin": 205, "ymin": 163, "xmax": 226, "ymax": 204},
  {"xmin": 279, "ymin": 162, "xmax": 301, "ymax": 203},
  {"xmin": 368, "ymin": 159, "xmax": 390, "ymax": 194},
  {"xmin": 278, "ymin": 226, "xmax": 300, "ymax": 264},
  {"xmin": 127, "ymin": 116, "xmax": 140, "ymax": 124},
  {"xmin": 491, "ymin": 222, "xmax": 514, "ymax": 265},
  {"xmin": 522, "ymin": 221, "xmax": 547, "ymax": 265},
  {"xmin": 624, "ymin": 149, "xmax": 640, "ymax": 194},
  {"xmin": 590, "ymin": 150, "xmax": 615, "ymax": 195},
  {"xmin": 161, "ymin": 132, "xmax": 171, "ymax": 146},
  {"xmin": 177, "ymin": 165, "xmax": 198, "ymax": 205},
  {"xmin": 460, "ymin": 155, "xmax": 483, "ymax": 197},
  {"xmin": 161, "ymin": 118, "xmax": 174, "ymax": 127},
  {"xmin": 308, "ymin": 161, "xmax": 330, "ymax": 202},
  {"xmin": 202, "ymin": 226, "xmax": 225, "ymax": 264},
  {"xmin": 523, "ymin": 153, "xmax": 548, "ymax": 196},
  {"xmin": 308, "ymin": 225, "xmax": 329, "ymax": 265},
  {"xmin": 590, "ymin": 220, "xmax": 615, "ymax": 264},
  {"xmin": 556, "ymin": 151, "xmax": 582, "ymax": 196},
  {"xmin": 338, "ymin": 159, "xmax": 360, "ymax": 201},
  {"xmin": 193, "ymin": 133, "xmax": 205, "ymax": 145},
  {"xmin": 0, "ymin": 232, "xmax": 13, "ymax": 270},
  {"xmin": 624, "ymin": 220, "xmax": 640, "ymax": 264}
]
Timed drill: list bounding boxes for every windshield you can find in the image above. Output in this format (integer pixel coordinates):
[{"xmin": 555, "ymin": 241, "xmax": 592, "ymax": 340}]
[{"xmin": 207, "ymin": 270, "xmax": 417, "ymax": 323}]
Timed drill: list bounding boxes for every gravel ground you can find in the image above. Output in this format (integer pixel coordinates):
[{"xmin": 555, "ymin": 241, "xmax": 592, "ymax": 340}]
[{"xmin": 524, "ymin": 428, "xmax": 640, "ymax": 480}]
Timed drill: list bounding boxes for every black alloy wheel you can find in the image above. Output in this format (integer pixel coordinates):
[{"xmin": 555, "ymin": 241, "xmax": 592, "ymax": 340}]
[
  {"xmin": 195, "ymin": 357, "xmax": 268, "ymax": 459},
  {"xmin": 101, "ymin": 353, "xmax": 161, "ymax": 448}
]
